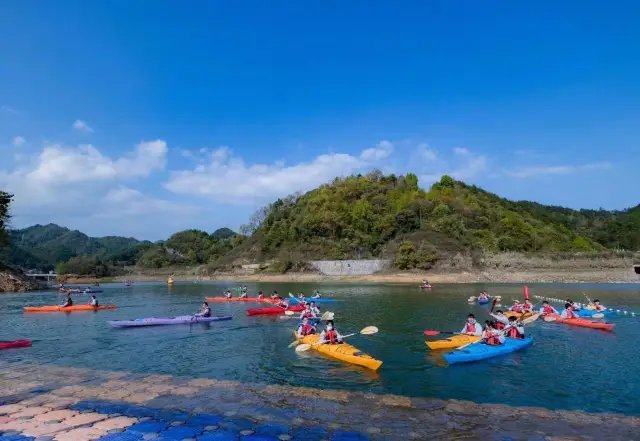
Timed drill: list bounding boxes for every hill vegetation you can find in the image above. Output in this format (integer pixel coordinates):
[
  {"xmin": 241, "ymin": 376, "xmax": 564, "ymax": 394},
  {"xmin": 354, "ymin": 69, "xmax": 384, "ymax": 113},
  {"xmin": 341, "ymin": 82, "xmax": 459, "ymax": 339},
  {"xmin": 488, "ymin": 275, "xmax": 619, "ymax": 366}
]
[{"xmin": 1, "ymin": 172, "xmax": 638, "ymax": 279}]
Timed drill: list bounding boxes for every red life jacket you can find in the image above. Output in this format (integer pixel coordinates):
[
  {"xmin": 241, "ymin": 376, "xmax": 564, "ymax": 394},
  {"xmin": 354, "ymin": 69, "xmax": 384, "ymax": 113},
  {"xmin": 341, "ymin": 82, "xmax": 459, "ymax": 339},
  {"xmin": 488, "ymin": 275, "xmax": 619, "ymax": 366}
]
[
  {"xmin": 485, "ymin": 333, "xmax": 501, "ymax": 346},
  {"xmin": 543, "ymin": 305, "xmax": 555, "ymax": 314},
  {"xmin": 325, "ymin": 329, "xmax": 338, "ymax": 344},
  {"xmin": 565, "ymin": 309, "xmax": 577, "ymax": 319},
  {"xmin": 465, "ymin": 323, "xmax": 476, "ymax": 333},
  {"xmin": 512, "ymin": 305, "xmax": 523, "ymax": 312},
  {"xmin": 302, "ymin": 311, "xmax": 314, "ymax": 319},
  {"xmin": 258, "ymin": 295, "xmax": 264, "ymax": 299},
  {"xmin": 524, "ymin": 303, "xmax": 533, "ymax": 310},
  {"xmin": 299, "ymin": 324, "xmax": 315, "ymax": 336},
  {"xmin": 506, "ymin": 327, "xmax": 523, "ymax": 339},
  {"xmin": 495, "ymin": 320, "xmax": 505, "ymax": 330}
]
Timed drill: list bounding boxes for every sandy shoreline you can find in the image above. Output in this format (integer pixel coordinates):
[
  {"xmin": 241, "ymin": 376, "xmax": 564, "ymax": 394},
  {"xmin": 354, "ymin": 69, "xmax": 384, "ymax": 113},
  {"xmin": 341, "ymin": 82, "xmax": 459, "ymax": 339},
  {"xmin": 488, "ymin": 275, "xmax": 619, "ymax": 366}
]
[{"xmin": 103, "ymin": 268, "xmax": 640, "ymax": 285}]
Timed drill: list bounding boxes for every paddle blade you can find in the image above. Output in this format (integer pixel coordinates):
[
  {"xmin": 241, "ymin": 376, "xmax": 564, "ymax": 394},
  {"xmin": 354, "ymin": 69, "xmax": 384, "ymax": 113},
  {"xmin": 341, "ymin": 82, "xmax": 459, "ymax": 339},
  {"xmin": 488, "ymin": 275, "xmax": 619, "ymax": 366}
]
[
  {"xmin": 288, "ymin": 340, "xmax": 300, "ymax": 348},
  {"xmin": 424, "ymin": 330, "xmax": 441, "ymax": 336},
  {"xmin": 592, "ymin": 313, "xmax": 604, "ymax": 319},
  {"xmin": 360, "ymin": 326, "xmax": 378, "ymax": 335},
  {"xmin": 295, "ymin": 344, "xmax": 312, "ymax": 352},
  {"xmin": 543, "ymin": 316, "xmax": 557, "ymax": 322},
  {"xmin": 288, "ymin": 292, "xmax": 295, "ymax": 298},
  {"xmin": 284, "ymin": 310, "xmax": 295, "ymax": 316}
]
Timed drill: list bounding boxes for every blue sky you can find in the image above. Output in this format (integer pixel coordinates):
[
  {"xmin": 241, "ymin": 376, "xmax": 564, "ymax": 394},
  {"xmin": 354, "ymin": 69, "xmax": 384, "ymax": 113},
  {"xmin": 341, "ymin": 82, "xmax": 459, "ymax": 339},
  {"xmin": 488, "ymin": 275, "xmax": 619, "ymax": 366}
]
[{"xmin": 1, "ymin": 1, "xmax": 638, "ymax": 240}]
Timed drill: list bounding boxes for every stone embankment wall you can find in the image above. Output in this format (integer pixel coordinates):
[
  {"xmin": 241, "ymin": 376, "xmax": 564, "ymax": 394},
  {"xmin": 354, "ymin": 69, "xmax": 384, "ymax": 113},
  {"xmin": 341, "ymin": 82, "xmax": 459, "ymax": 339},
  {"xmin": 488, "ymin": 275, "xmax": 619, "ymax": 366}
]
[{"xmin": 309, "ymin": 259, "xmax": 390, "ymax": 276}]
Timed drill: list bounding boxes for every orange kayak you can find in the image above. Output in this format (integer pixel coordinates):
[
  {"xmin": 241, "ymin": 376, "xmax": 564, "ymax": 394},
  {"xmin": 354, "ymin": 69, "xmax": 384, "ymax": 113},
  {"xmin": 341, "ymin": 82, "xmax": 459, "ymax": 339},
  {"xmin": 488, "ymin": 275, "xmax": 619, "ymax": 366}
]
[
  {"xmin": 24, "ymin": 305, "xmax": 116, "ymax": 312},
  {"xmin": 544, "ymin": 314, "xmax": 614, "ymax": 331}
]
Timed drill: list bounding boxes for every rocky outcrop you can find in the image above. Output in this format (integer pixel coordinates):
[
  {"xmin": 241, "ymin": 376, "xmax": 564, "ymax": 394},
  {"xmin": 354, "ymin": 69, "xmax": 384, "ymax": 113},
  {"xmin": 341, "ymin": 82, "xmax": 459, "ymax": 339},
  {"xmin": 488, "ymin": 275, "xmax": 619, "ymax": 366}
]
[{"xmin": 0, "ymin": 266, "xmax": 45, "ymax": 292}]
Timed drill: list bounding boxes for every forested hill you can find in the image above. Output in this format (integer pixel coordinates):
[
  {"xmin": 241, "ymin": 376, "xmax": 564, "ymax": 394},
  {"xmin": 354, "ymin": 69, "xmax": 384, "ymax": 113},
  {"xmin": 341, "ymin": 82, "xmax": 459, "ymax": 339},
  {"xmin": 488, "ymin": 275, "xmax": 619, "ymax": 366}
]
[
  {"xmin": 1, "ymin": 173, "xmax": 638, "ymax": 276},
  {"xmin": 227, "ymin": 172, "xmax": 639, "ymax": 268}
]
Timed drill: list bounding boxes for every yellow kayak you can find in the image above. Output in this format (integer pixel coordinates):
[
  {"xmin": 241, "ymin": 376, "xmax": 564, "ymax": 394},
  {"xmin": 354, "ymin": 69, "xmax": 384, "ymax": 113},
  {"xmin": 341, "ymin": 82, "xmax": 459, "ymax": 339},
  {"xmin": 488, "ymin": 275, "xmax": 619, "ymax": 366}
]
[
  {"xmin": 504, "ymin": 311, "xmax": 540, "ymax": 324},
  {"xmin": 426, "ymin": 334, "xmax": 480, "ymax": 350},
  {"xmin": 295, "ymin": 332, "xmax": 382, "ymax": 371},
  {"xmin": 167, "ymin": 278, "xmax": 174, "ymax": 285}
]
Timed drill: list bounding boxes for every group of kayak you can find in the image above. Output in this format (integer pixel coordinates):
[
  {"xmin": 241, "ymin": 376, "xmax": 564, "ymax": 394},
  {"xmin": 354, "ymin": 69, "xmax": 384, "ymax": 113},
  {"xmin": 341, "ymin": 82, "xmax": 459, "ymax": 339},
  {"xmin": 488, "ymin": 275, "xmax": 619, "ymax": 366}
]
[{"xmin": 427, "ymin": 292, "xmax": 616, "ymax": 364}]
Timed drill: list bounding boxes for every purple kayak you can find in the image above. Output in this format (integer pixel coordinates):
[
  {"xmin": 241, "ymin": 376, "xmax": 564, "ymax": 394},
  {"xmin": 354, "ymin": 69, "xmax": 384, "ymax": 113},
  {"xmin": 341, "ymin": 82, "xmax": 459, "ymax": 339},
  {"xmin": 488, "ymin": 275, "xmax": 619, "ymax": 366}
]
[{"xmin": 108, "ymin": 315, "xmax": 232, "ymax": 328}]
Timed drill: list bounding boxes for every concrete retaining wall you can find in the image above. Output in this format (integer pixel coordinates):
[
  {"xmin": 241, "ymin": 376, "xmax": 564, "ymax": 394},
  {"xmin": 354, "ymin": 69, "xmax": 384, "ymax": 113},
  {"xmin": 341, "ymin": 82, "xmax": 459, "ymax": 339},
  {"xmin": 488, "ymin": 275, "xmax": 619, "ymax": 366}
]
[{"xmin": 309, "ymin": 259, "xmax": 390, "ymax": 276}]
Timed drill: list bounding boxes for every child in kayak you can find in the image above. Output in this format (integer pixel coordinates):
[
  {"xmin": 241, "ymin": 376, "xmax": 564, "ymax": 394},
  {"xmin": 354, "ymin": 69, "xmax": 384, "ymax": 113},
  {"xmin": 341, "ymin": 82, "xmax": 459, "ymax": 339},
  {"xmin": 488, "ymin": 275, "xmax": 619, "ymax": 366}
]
[
  {"xmin": 482, "ymin": 321, "xmax": 504, "ymax": 346},
  {"xmin": 511, "ymin": 300, "xmax": 524, "ymax": 313},
  {"xmin": 299, "ymin": 303, "xmax": 317, "ymax": 320},
  {"xmin": 523, "ymin": 299, "xmax": 534, "ymax": 312},
  {"xmin": 566, "ymin": 299, "xmax": 580, "ymax": 310},
  {"xmin": 561, "ymin": 303, "xmax": 579, "ymax": 319},
  {"xmin": 308, "ymin": 301, "xmax": 321, "ymax": 316},
  {"xmin": 319, "ymin": 320, "xmax": 343, "ymax": 344},
  {"xmin": 478, "ymin": 292, "xmax": 489, "ymax": 301},
  {"xmin": 311, "ymin": 290, "xmax": 321, "ymax": 299},
  {"xmin": 504, "ymin": 316, "xmax": 525, "ymax": 339},
  {"xmin": 195, "ymin": 302, "xmax": 212, "ymax": 318},
  {"xmin": 271, "ymin": 291, "xmax": 281, "ymax": 300},
  {"xmin": 539, "ymin": 301, "xmax": 559, "ymax": 316},
  {"xmin": 460, "ymin": 314, "xmax": 483, "ymax": 336},
  {"xmin": 592, "ymin": 299, "xmax": 607, "ymax": 312},
  {"xmin": 490, "ymin": 310, "xmax": 509, "ymax": 330},
  {"xmin": 224, "ymin": 291, "xmax": 232, "ymax": 299},
  {"xmin": 296, "ymin": 317, "xmax": 316, "ymax": 338},
  {"xmin": 239, "ymin": 291, "xmax": 248, "ymax": 299},
  {"xmin": 298, "ymin": 292, "xmax": 305, "ymax": 300},
  {"xmin": 277, "ymin": 299, "xmax": 290, "ymax": 308},
  {"xmin": 60, "ymin": 295, "xmax": 73, "ymax": 308},
  {"xmin": 89, "ymin": 296, "xmax": 99, "ymax": 307},
  {"xmin": 257, "ymin": 291, "xmax": 265, "ymax": 300}
]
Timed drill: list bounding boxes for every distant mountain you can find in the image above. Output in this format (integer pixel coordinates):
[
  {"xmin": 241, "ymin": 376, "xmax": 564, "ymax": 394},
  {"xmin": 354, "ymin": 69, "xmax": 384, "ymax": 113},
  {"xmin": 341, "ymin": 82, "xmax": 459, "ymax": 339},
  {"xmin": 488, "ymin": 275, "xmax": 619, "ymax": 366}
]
[{"xmin": 5, "ymin": 223, "xmax": 148, "ymax": 271}]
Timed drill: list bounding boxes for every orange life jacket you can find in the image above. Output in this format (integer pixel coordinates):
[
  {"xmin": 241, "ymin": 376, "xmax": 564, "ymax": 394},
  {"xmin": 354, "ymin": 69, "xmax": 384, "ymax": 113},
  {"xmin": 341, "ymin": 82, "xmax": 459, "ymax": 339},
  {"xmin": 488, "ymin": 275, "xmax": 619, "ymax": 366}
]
[{"xmin": 506, "ymin": 327, "xmax": 524, "ymax": 339}]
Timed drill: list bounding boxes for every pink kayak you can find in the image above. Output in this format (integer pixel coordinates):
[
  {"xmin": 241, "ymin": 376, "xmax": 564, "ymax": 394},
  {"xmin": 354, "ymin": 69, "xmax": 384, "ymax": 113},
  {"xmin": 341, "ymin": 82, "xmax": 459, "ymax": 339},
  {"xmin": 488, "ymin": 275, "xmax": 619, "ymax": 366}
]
[{"xmin": 0, "ymin": 340, "xmax": 32, "ymax": 350}]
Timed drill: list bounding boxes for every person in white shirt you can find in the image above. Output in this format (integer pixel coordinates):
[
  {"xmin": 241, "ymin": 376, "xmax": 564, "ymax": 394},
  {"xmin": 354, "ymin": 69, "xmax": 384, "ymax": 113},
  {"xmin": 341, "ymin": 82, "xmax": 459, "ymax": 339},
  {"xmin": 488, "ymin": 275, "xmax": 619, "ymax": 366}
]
[
  {"xmin": 504, "ymin": 316, "xmax": 525, "ymax": 339},
  {"xmin": 490, "ymin": 310, "xmax": 509, "ymax": 330},
  {"xmin": 89, "ymin": 295, "xmax": 99, "ymax": 307},
  {"xmin": 482, "ymin": 321, "xmax": 505, "ymax": 345},
  {"xmin": 539, "ymin": 301, "xmax": 559, "ymax": 315},
  {"xmin": 561, "ymin": 303, "xmax": 579, "ymax": 319},
  {"xmin": 460, "ymin": 314, "xmax": 483, "ymax": 336}
]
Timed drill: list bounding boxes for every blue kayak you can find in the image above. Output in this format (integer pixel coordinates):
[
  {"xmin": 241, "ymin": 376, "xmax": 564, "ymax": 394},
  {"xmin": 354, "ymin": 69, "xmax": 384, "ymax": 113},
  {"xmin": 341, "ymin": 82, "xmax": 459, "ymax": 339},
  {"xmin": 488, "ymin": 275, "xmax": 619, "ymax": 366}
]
[
  {"xmin": 444, "ymin": 336, "xmax": 533, "ymax": 364},
  {"xmin": 575, "ymin": 309, "xmax": 615, "ymax": 318},
  {"xmin": 477, "ymin": 298, "xmax": 490, "ymax": 305},
  {"xmin": 298, "ymin": 318, "xmax": 321, "ymax": 326}
]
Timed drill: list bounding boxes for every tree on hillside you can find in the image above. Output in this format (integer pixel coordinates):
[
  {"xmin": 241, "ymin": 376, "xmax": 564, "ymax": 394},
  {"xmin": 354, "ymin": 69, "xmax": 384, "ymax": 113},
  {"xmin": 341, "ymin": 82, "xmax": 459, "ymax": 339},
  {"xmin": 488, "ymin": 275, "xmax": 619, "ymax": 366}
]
[{"xmin": 0, "ymin": 191, "xmax": 13, "ymax": 249}]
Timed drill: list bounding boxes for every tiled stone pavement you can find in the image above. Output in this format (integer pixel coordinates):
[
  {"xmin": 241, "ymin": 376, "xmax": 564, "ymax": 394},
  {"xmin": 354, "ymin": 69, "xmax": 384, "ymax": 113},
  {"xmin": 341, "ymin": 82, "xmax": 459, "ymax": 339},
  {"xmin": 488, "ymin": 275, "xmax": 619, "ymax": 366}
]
[{"xmin": 1, "ymin": 363, "xmax": 639, "ymax": 440}]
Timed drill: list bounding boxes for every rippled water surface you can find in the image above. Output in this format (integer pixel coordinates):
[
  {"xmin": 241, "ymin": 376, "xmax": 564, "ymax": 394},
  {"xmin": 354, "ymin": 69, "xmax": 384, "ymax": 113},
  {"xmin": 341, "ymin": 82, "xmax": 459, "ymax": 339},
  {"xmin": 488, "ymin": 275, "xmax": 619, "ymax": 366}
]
[{"xmin": 2, "ymin": 281, "xmax": 640, "ymax": 415}]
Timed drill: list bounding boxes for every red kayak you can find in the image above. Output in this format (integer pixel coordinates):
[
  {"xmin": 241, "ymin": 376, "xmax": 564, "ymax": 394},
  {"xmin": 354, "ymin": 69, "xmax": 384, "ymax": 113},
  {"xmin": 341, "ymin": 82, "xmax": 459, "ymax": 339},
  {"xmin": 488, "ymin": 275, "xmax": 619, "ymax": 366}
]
[
  {"xmin": 0, "ymin": 340, "xmax": 32, "ymax": 350},
  {"xmin": 544, "ymin": 314, "xmax": 615, "ymax": 331},
  {"xmin": 246, "ymin": 305, "xmax": 305, "ymax": 316}
]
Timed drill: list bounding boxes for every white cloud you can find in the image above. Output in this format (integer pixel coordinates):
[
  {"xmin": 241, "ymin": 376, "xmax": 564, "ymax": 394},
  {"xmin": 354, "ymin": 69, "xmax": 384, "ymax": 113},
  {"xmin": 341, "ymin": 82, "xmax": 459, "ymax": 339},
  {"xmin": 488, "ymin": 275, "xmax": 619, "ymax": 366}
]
[
  {"xmin": 96, "ymin": 185, "xmax": 198, "ymax": 218},
  {"xmin": 165, "ymin": 141, "xmax": 395, "ymax": 203},
  {"xmin": 504, "ymin": 162, "xmax": 612, "ymax": 178},
  {"xmin": 22, "ymin": 140, "xmax": 167, "ymax": 185},
  {"xmin": 72, "ymin": 119, "xmax": 94, "ymax": 133},
  {"xmin": 12, "ymin": 136, "xmax": 26, "ymax": 147}
]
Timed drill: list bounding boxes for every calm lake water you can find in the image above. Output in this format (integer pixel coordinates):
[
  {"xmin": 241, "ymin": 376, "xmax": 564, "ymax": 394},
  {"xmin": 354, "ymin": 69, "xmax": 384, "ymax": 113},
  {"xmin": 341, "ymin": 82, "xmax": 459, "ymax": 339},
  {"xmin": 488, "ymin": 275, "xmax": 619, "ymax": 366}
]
[{"xmin": 2, "ymin": 282, "xmax": 640, "ymax": 415}]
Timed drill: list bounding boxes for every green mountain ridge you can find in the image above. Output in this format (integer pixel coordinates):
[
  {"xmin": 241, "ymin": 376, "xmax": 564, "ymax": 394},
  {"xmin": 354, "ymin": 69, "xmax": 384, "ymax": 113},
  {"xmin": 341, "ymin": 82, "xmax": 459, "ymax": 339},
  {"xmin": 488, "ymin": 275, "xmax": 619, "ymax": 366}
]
[{"xmin": 1, "ymin": 174, "xmax": 638, "ymax": 276}]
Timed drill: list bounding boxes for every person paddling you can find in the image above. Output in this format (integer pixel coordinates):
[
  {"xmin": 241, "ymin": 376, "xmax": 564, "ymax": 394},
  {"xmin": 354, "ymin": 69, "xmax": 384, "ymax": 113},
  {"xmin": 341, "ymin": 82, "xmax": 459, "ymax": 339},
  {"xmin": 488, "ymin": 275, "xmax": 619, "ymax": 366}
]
[
  {"xmin": 566, "ymin": 299, "xmax": 580, "ymax": 310},
  {"xmin": 561, "ymin": 303, "xmax": 579, "ymax": 319},
  {"xmin": 224, "ymin": 290, "xmax": 232, "ymax": 299},
  {"xmin": 523, "ymin": 299, "xmax": 534, "ymax": 312},
  {"xmin": 490, "ymin": 310, "xmax": 509, "ymax": 330},
  {"xmin": 194, "ymin": 302, "xmax": 212, "ymax": 318},
  {"xmin": 592, "ymin": 299, "xmax": 606, "ymax": 312},
  {"xmin": 239, "ymin": 290, "xmax": 248, "ymax": 299},
  {"xmin": 257, "ymin": 291, "xmax": 265, "ymax": 300},
  {"xmin": 319, "ymin": 320, "xmax": 343, "ymax": 344},
  {"xmin": 539, "ymin": 301, "xmax": 559, "ymax": 316},
  {"xmin": 308, "ymin": 301, "xmax": 321, "ymax": 316},
  {"xmin": 299, "ymin": 303, "xmax": 317, "ymax": 320},
  {"xmin": 89, "ymin": 295, "xmax": 99, "ymax": 307},
  {"xmin": 504, "ymin": 316, "xmax": 525, "ymax": 339},
  {"xmin": 271, "ymin": 291, "xmax": 280, "ymax": 301},
  {"xmin": 482, "ymin": 321, "xmax": 504, "ymax": 346},
  {"xmin": 311, "ymin": 290, "xmax": 321, "ymax": 299},
  {"xmin": 60, "ymin": 294, "xmax": 73, "ymax": 308},
  {"xmin": 296, "ymin": 317, "xmax": 316, "ymax": 338},
  {"xmin": 511, "ymin": 300, "xmax": 524, "ymax": 313},
  {"xmin": 460, "ymin": 314, "xmax": 483, "ymax": 336},
  {"xmin": 478, "ymin": 292, "xmax": 489, "ymax": 301},
  {"xmin": 277, "ymin": 298, "xmax": 290, "ymax": 309}
]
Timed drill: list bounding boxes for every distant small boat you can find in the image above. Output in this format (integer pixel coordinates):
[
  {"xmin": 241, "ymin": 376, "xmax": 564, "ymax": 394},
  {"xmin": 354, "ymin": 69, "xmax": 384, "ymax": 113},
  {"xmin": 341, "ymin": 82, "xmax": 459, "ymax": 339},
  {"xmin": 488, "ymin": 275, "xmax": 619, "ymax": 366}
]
[{"xmin": 167, "ymin": 278, "xmax": 174, "ymax": 285}]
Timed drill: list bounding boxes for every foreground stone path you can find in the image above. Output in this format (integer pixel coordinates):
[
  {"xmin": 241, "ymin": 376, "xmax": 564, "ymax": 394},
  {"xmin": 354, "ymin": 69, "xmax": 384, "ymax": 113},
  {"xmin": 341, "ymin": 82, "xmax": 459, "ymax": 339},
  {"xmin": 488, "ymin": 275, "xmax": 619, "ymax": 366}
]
[{"xmin": 1, "ymin": 363, "xmax": 638, "ymax": 440}]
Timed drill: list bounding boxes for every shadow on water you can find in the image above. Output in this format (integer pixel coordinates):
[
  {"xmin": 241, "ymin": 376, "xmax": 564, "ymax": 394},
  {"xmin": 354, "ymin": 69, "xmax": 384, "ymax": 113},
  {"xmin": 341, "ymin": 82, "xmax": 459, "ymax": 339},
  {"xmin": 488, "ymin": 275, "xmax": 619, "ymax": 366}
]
[{"xmin": 1, "ymin": 281, "xmax": 640, "ymax": 415}]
